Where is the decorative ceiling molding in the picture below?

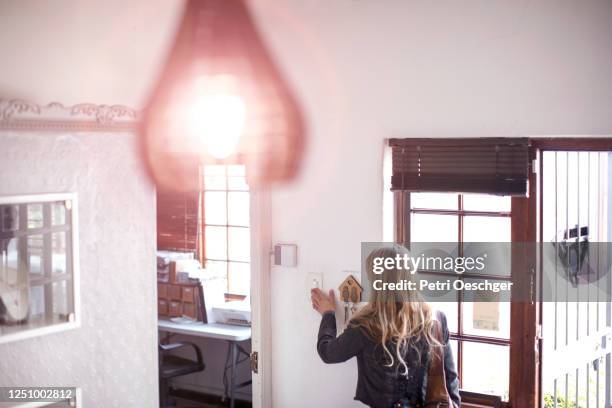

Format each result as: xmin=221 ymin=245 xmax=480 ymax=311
xmin=0 ymin=99 xmax=141 ymax=132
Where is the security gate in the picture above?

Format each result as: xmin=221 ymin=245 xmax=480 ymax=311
xmin=541 ymin=151 xmax=612 ymax=408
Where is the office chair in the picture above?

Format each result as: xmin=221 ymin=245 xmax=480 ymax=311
xmin=159 ymin=341 xmax=205 ymax=407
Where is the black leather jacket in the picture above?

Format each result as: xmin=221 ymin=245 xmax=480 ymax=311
xmin=317 ymin=311 xmax=460 ymax=408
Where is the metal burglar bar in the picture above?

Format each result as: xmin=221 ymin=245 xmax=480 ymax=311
xmin=541 ymin=151 xmax=612 ymax=408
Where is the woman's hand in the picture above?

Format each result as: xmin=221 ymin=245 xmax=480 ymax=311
xmin=311 ymin=288 xmax=336 ymax=315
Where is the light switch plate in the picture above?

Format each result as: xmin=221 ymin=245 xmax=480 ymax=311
xmin=273 ymin=244 xmax=298 ymax=267
xmin=307 ymin=273 xmax=323 ymax=291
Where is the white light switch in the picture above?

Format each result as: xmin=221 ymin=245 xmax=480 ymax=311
xmin=308 ymin=273 xmax=323 ymax=291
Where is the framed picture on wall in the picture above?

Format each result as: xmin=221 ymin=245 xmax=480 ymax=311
xmin=0 ymin=193 xmax=80 ymax=344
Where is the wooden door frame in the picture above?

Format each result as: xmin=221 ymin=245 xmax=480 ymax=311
xmin=509 ymin=144 xmax=539 ymax=407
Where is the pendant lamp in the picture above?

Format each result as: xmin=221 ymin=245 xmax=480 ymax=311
xmin=142 ymin=0 xmax=305 ymax=192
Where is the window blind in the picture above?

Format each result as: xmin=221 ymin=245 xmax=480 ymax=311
xmin=389 ymin=138 xmax=530 ymax=196
xmin=156 ymin=191 xmax=200 ymax=253
xmin=155 ymin=159 xmax=202 ymax=254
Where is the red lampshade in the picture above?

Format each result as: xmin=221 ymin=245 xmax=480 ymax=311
xmin=142 ymin=0 xmax=305 ymax=192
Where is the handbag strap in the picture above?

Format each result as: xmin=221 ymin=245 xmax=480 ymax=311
xmin=425 ymin=314 xmax=455 ymax=408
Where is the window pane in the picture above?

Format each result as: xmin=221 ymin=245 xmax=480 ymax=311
xmin=462 ymin=301 xmax=510 ymax=339
xmin=227 ymin=165 xmax=248 ymax=191
xmin=205 ymin=226 xmax=227 ymax=260
xmin=204 ymin=165 xmax=227 ymax=190
xmin=204 ymin=175 xmax=226 ymax=190
xmin=204 ymin=192 xmax=227 ymax=225
xmin=450 ymin=340 xmax=459 ymax=371
xmin=1 ymin=205 xmax=19 ymax=231
xmin=51 ymin=202 xmax=66 ymax=226
xmin=52 ymin=280 xmax=69 ymax=315
xmin=29 ymin=285 xmax=45 ymax=318
xmin=463 ymin=194 xmax=511 ymax=212
xmin=28 ymin=234 xmax=43 ymax=275
xmin=27 ymin=204 xmax=43 ymax=228
xmin=411 ymin=193 xmax=458 ymax=210
xmin=411 ymin=214 xmax=458 ymax=242
xmin=4 ymin=237 xmax=23 ymax=285
xmin=228 ymin=262 xmax=250 ymax=296
xmin=462 ymin=342 xmax=509 ymax=400
xmin=228 ymin=227 xmax=250 ymax=262
xmin=204 ymin=164 xmax=227 ymax=175
xmin=52 ymin=232 xmax=67 ymax=274
xmin=228 ymin=192 xmax=249 ymax=226
xmin=429 ymin=301 xmax=459 ymax=333
xmin=463 ymin=216 xmax=511 ymax=242
xmin=227 ymin=165 xmax=245 ymax=176
xmin=228 ymin=177 xmax=248 ymax=191
xmin=205 ymin=259 xmax=228 ymax=280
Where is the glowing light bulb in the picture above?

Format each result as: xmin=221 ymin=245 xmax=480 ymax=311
xmin=183 ymin=76 xmax=247 ymax=159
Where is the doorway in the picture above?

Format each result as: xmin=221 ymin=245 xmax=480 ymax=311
xmin=156 ymin=164 xmax=270 ymax=408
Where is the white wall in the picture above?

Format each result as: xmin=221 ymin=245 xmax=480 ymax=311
xmin=0 ymin=131 xmax=158 ymax=407
xmin=247 ymin=0 xmax=612 ymax=406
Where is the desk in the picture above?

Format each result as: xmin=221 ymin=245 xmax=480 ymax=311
xmin=158 ymin=319 xmax=251 ymax=408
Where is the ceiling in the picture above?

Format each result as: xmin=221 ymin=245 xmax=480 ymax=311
xmin=0 ymin=0 xmax=185 ymax=108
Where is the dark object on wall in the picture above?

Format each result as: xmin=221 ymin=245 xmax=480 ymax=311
xmin=389 ymin=138 xmax=530 ymax=196
xmin=142 ymin=0 xmax=306 ymax=192
xmin=338 ymin=275 xmax=362 ymax=303
xmin=552 ymin=225 xmax=594 ymax=287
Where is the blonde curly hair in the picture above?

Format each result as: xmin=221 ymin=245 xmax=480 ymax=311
xmin=350 ymin=245 xmax=441 ymax=375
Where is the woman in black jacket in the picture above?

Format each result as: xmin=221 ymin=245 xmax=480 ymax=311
xmin=311 ymin=246 xmax=460 ymax=408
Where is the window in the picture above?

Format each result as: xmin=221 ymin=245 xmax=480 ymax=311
xmin=402 ymin=192 xmax=512 ymax=400
xmin=202 ymin=165 xmax=250 ymax=296
xmin=390 ymin=138 xmax=612 ymax=407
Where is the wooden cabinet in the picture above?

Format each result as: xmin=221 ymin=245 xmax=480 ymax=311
xmin=182 ymin=286 xmax=194 ymax=303
xmin=169 ymin=301 xmax=182 ymax=317
xmin=158 ymin=299 xmax=169 ymax=315
xmin=156 ymin=280 xmax=206 ymax=322
xmin=158 ymin=283 xmax=168 ymax=299
xmin=182 ymin=303 xmax=196 ymax=319
xmin=168 ymin=285 xmax=182 ymax=300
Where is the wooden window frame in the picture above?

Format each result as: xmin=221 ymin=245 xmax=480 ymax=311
xmin=396 ymin=190 xmax=514 ymax=405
